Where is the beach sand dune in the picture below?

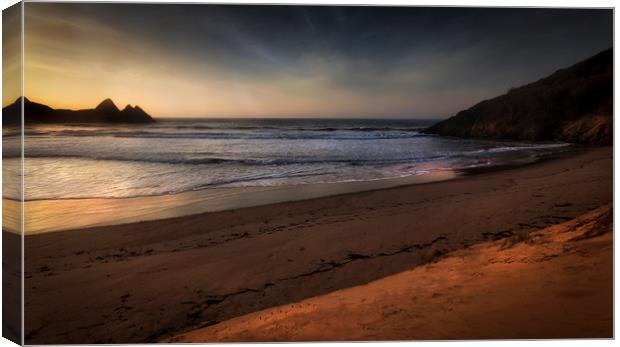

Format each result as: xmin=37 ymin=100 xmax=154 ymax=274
xmin=23 ymin=147 xmax=612 ymax=343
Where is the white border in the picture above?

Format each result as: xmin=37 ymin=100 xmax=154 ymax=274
xmin=0 ymin=1 xmax=616 ymax=347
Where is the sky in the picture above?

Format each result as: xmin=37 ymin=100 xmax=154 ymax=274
xmin=8 ymin=4 xmax=614 ymax=118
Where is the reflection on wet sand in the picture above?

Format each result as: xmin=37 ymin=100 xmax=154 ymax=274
xmin=18 ymin=170 xmax=457 ymax=234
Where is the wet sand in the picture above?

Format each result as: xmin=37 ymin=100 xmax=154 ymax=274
xmin=170 ymin=204 xmax=613 ymax=341
xmin=23 ymin=147 xmax=612 ymax=343
xmin=8 ymin=170 xmax=457 ymax=234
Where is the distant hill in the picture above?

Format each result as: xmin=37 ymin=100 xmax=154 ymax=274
xmin=2 ymin=98 xmax=155 ymax=124
xmin=425 ymin=48 xmax=612 ymax=145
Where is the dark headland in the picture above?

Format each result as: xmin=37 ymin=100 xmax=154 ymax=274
xmin=2 ymin=97 xmax=155 ymax=124
xmin=425 ymin=48 xmax=612 ymax=145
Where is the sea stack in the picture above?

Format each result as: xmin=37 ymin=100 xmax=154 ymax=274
xmin=2 ymin=97 xmax=156 ymax=124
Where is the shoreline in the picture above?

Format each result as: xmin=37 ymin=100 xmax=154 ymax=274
xmin=23 ymin=146 xmax=612 ymax=343
xmin=9 ymin=145 xmax=582 ymax=235
xmin=11 ymin=170 xmax=458 ymax=234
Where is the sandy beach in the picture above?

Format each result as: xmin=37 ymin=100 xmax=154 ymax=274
xmin=170 ymin=204 xmax=612 ymax=341
xmin=23 ymin=147 xmax=612 ymax=343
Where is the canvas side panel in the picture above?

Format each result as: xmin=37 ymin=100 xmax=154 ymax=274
xmin=2 ymin=1 xmax=23 ymax=345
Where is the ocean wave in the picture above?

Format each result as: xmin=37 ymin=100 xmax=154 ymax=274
xmin=14 ymin=153 xmax=451 ymax=167
xmin=109 ymin=132 xmax=424 ymax=140
xmin=11 ymin=140 xmax=576 ymax=201
xmin=22 ymin=127 xmax=426 ymax=140
xmin=167 ymin=124 xmax=426 ymax=131
xmin=472 ymin=143 xmax=570 ymax=153
xmin=7 ymin=141 xmax=572 ymax=168
xmin=24 ymin=130 xmax=425 ymax=140
xmin=22 ymin=169 xmax=331 ymax=201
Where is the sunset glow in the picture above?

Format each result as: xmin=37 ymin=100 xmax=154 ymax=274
xmin=15 ymin=4 xmax=613 ymax=118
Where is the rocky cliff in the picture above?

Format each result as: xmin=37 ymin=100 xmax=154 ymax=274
xmin=425 ymin=48 xmax=612 ymax=145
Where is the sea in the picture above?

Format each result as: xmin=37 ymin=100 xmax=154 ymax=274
xmin=3 ymin=118 xmax=573 ymax=202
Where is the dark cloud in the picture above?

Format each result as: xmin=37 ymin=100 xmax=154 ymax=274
xmin=23 ymin=3 xmax=612 ymax=118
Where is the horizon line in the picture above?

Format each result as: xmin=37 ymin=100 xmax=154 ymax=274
xmin=152 ymin=116 xmax=447 ymax=120
xmin=6 ymin=96 xmax=450 ymax=120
